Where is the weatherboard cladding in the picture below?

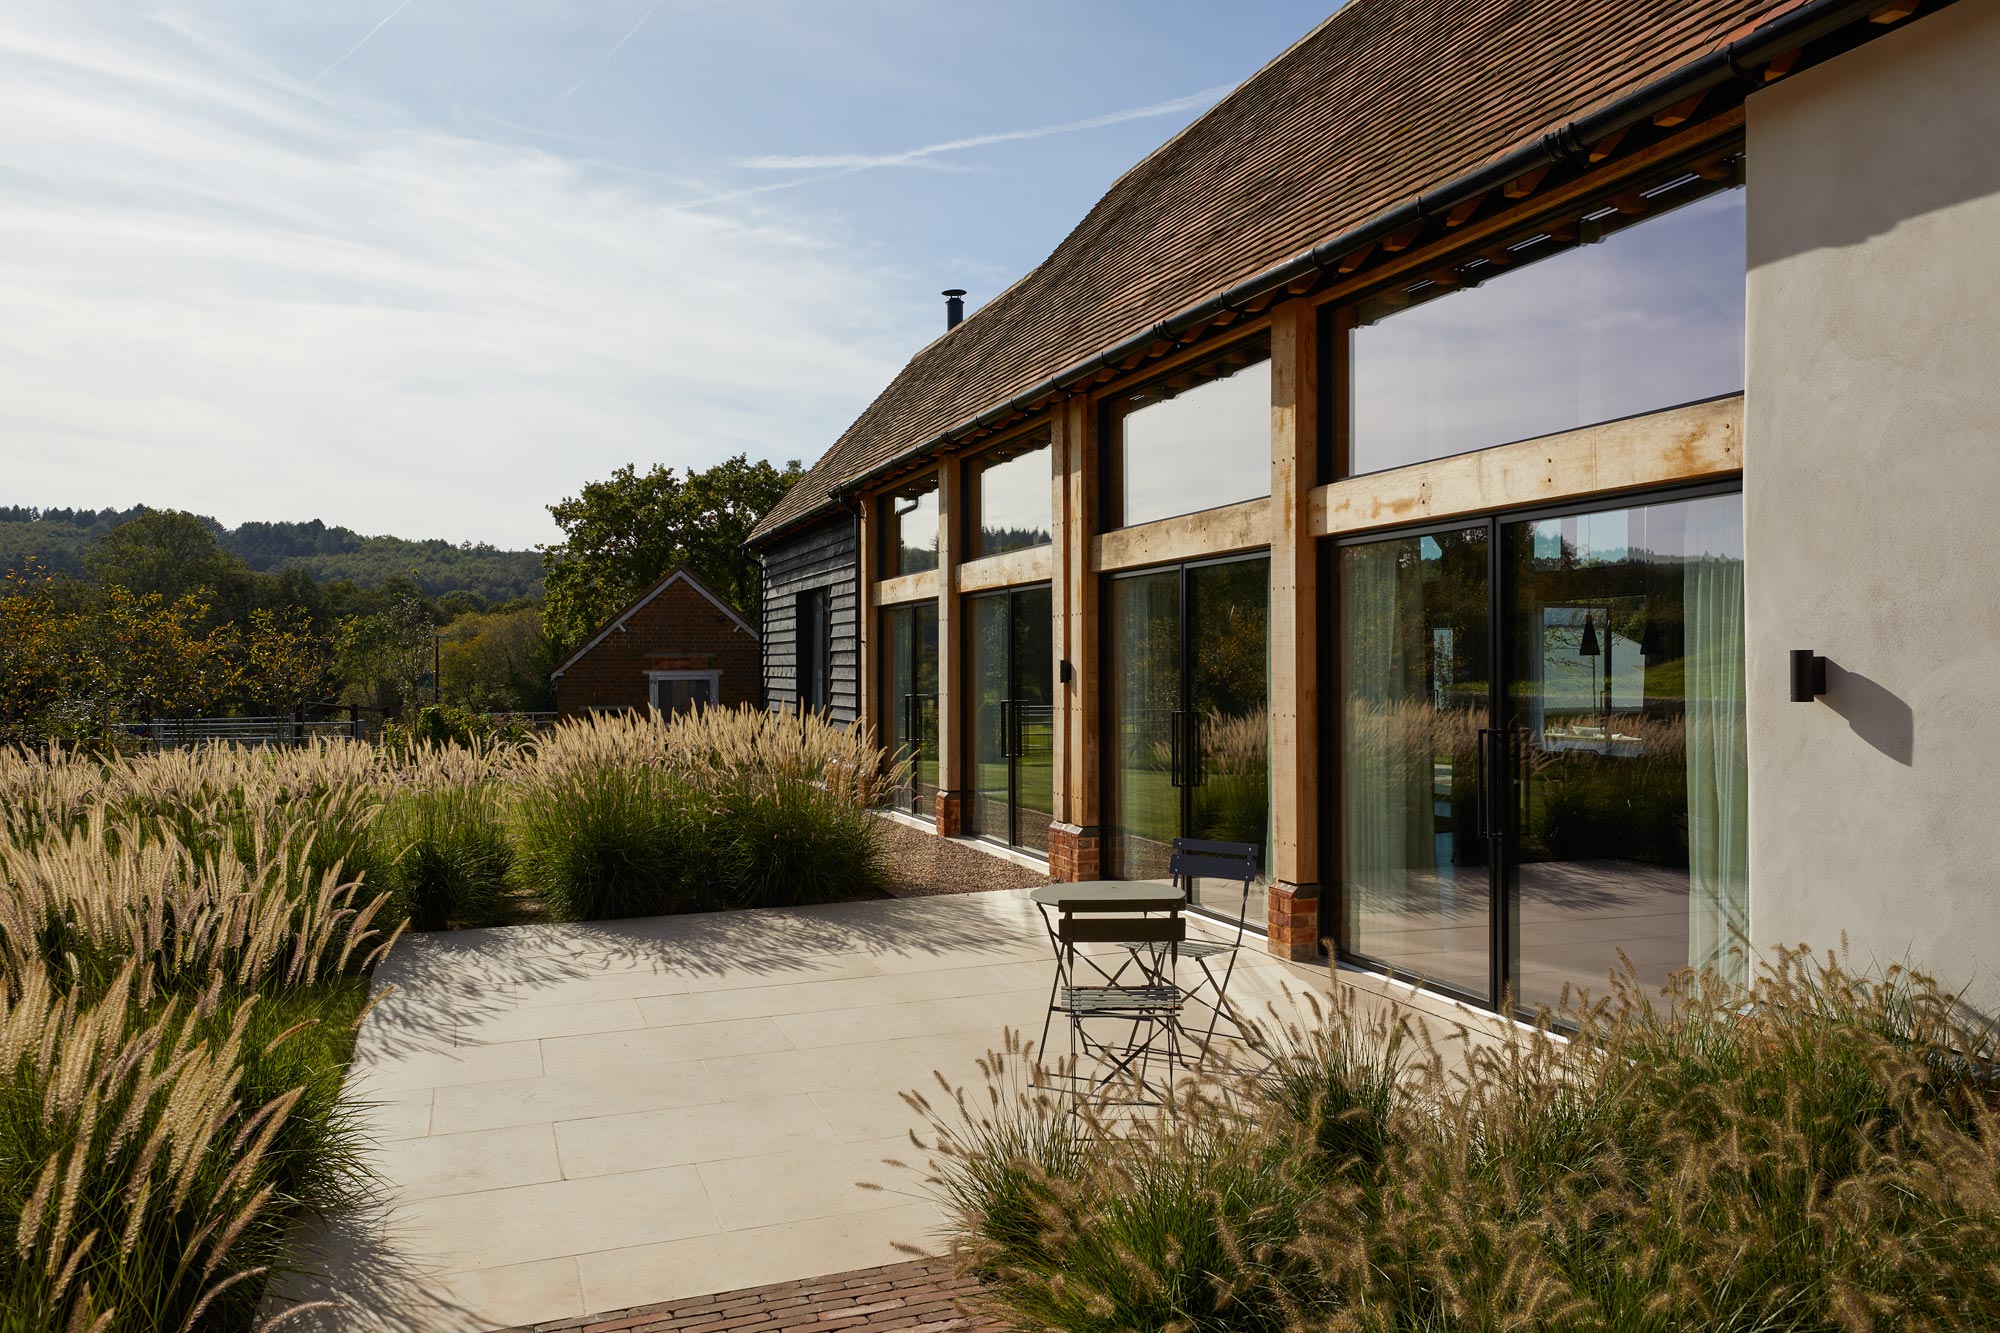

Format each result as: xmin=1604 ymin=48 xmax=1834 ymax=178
xmin=759 ymin=514 xmax=860 ymax=725
xmin=748 ymin=0 xmax=1793 ymax=542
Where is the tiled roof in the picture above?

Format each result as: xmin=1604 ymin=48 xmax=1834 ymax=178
xmin=749 ymin=0 xmax=1800 ymax=543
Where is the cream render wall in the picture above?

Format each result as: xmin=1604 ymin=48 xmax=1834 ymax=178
xmin=1745 ymin=1 xmax=2000 ymax=1011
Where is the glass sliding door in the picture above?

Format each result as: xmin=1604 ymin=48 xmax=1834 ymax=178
xmin=882 ymin=602 xmax=938 ymax=817
xmin=965 ymin=585 xmax=1054 ymax=854
xmin=1105 ymin=555 xmax=1270 ymax=915
xmin=1336 ymin=526 xmax=1493 ymax=999
xmin=1335 ymin=490 xmax=1747 ymax=1014
xmin=1502 ymin=492 xmax=1747 ymax=1011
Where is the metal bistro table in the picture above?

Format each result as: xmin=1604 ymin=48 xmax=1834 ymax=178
xmin=1032 ymin=882 xmax=1189 ymax=1098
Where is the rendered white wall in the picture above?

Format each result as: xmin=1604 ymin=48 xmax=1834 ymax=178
xmin=1745 ymin=0 xmax=2000 ymax=1011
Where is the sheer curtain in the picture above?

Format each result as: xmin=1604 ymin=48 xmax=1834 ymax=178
xmin=1341 ymin=542 xmax=1437 ymax=910
xmin=1682 ymin=498 xmax=1748 ymax=984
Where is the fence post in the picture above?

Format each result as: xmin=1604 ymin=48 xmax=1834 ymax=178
xmin=290 ymin=704 xmax=303 ymax=747
xmin=349 ymin=704 xmax=362 ymax=740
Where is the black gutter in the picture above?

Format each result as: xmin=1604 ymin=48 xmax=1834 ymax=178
xmin=754 ymin=0 xmax=1906 ymax=540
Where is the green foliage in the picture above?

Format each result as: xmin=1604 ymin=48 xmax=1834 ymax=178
xmin=541 ymin=454 xmax=800 ymax=650
xmin=438 ymin=606 xmax=557 ymax=712
xmin=515 ymin=761 xmax=693 ymax=922
xmin=379 ymin=780 xmax=515 ymax=931
xmin=924 ymin=956 xmax=2000 ymax=1333
xmin=83 ymin=510 xmax=254 ymax=625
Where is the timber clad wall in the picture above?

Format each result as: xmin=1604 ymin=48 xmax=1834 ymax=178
xmin=554 ymin=577 xmax=760 ymax=715
xmin=759 ymin=515 xmax=860 ymax=724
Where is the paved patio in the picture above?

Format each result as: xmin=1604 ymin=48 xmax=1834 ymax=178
xmin=280 ymin=886 xmax=1337 ymax=1331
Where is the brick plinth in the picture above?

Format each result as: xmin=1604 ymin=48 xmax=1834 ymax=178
xmin=1267 ymin=880 xmax=1322 ymax=961
xmin=935 ymin=789 xmax=965 ymax=838
xmin=1046 ymin=822 xmax=1101 ymax=882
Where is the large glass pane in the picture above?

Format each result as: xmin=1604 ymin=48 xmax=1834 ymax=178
xmin=971 ymin=438 xmax=1052 ymax=557
xmin=1339 ymin=527 xmax=1492 ymax=999
xmin=1109 ymin=336 xmax=1272 ymax=528
xmin=1187 ymin=558 xmax=1270 ymax=916
xmin=882 ymin=603 xmax=938 ymax=815
xmin=886 ymin=483 xmax=939 ymax=575
xmin=1350 ymin=182 xmax=1745 ymax=475
xmin=966 ymin=594 xmax=1010 ymax=844
xmin=1503 ymin=493 xmax=1746 ymax=1012
xmin=1011 ymin=586 xmax=1054 ymax=854
xmin=1106 ymin=570 xmax=1182 ymax=882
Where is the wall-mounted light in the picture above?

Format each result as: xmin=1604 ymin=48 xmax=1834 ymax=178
xmin=1059 ymin=659 xmax=1074 ymax=685
xmin=1789 ymin=649 xmax=1827 ymax=703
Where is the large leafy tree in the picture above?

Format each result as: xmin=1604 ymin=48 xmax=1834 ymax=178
xmin=85 ymin=510 xmax=254 ymax=623
xmin=541 ymin=454 xmax=800 ymax=650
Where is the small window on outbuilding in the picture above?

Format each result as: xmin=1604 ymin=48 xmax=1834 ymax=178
xmin=650 ymin=671 xmax=718 ymax=716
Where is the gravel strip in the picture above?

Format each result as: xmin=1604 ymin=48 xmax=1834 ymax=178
xmin=876 ymin=814 xmax=1049 ymax=897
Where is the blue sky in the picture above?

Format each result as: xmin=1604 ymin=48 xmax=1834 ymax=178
xmin=0 ymin=1 xmax=1335 ymax=547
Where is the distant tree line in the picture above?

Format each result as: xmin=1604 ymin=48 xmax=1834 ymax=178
xmin=0 ymin=453 xmax=801 ymax=745
xmin=0 ymin=506 xmax=544 ymax=603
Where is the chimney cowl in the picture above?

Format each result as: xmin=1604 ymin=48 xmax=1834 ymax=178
xmin=942 ymin=288 xmax=966 ymax=330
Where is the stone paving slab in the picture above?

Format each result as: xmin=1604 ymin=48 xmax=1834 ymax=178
xmin=273 ymin=888 xmax=1354 ymax=1331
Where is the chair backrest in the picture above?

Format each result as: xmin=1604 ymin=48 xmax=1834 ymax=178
xmin=1169 ymin=838 xmax=1260 ymax=888
xmin=1059 ymin=914 xmax=1186 ymax=946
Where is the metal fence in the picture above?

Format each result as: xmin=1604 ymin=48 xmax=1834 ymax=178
xmin=137 ymin=705 xmax=561 ymax=750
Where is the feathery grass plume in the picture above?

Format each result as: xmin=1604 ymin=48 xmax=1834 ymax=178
xmin=921 ymin=951 xmax=2000 ymax=1333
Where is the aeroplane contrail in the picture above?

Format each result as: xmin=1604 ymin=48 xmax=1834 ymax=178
xmin=314 ymin=0 xmax=420 ymax=84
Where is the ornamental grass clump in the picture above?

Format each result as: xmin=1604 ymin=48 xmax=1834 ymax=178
xmin=0 ymin=741 xmax=401 ymax=1332
xmin=516 ymin=707 xmax=899 ymax=920
xmin=376 ymin=743 xmax=514 ymax=931
xmin=920 ymin=951 xmax=2000 ymax=1333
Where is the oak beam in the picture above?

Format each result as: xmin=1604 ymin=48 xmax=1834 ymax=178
xmin=931 ymin=463 xmax=961 ymax=831
xmin=1091 ymin=496 xmax=1272 ymax=573
xmin=1308 ymin=395 xmax=1744 ymax=538
xmin=1268 ymin=299 xmax=1319 ymax=899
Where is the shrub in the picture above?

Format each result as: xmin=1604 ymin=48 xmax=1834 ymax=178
xmin=921 ymin=952 xmax=2000 ymax=1333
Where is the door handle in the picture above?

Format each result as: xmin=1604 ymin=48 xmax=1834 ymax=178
xmin=1186 ymin=711 xmax=1204 ymax=788
xmin=1475 ymin=726 xmax=1493 ymax=840
xmin=1169 ymin=710 xmax=1187 ymax=788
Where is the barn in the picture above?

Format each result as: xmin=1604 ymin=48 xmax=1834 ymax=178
xmin=550 ymin=566 xmax=761 ymax=716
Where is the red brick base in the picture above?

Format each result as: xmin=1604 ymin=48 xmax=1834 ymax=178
xmin=1046 ymin=822 xmax=1100 ymax=882
xmin=505 ymin=1258 xmax=1003 ymax=1333
xmin=935 ymin=790 xmax=965 ymax=838
xmin=1267 ymin=880 xmax=1322 ymax=962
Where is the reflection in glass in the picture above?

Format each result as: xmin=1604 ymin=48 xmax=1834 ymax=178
xmin=1338 ymin=527 xmax=1492 ymax=998
xmin=965 ymin=586 xmax=1054 ymax=854
xmin=1350 ymin=184 xmax=1745 ymax=475
xmin=1106 ymin=571 xmax=1183 ymax=883
xmin=885 ymin=482 xmax=939 ymax=575
xmin=970 ymin=437 xmax=1052 ymax=557
xmin=1109 ymin=336 xmax=1272 ymax=529
xmin=1186 ymin=560 xmax=1270 ymax=916
xmin=1504 ymin=493 xmax=1746 ymax=1011
xmin=882 ymin=602 xmax=937 ymax=815
xmin=968 ymin=595 xmax=1009 ymax=844
xmin=1105 ymin=558 xmax=1270 ymax=915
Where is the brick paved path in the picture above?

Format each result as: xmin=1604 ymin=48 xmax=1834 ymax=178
xmin=502 ymin=1258 xmax=1007 ymax=1333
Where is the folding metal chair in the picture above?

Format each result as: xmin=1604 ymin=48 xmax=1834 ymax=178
xmin=1046 ymin=908 xmax=1187 ymax=1103
xmin=1167 ymin=838 xmax=1261 ymax=1056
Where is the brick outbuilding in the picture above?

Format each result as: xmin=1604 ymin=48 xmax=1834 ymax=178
xmin=550 ymin=566 xmax=761 ymax=716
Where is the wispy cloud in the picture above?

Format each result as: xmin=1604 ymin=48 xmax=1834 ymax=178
xmin=0 ymin=1 xmax=926 ymax=546
xmin=313 ymin=0 xmax=417 ymax=83
xmin=736 ymin=86 xmax=1229 ymax=172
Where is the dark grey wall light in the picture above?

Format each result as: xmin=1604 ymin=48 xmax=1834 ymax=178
xmin=1790 ymin=649 xmax=1828 ymax=703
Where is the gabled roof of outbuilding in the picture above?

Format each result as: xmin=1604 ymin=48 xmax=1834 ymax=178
xmin=749 ymin=0 xmax=1828 ymax=544
xmin=550 ymin=565 xmax=757 ymax=680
